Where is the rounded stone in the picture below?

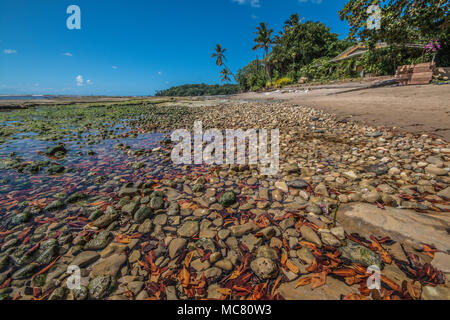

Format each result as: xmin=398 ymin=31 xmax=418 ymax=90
xmin=250 ymin=257 xmax=278 ymax=279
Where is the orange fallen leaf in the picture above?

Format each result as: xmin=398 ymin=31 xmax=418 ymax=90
xmin=422 ymin=244 xmax=438 ymax=258
xmin=115 ymin=233 xmax=141 ymax=244
xmin=227 ymin=264 xmax=243 ymax=281
xmin=381 ymin=275 xmax=401 ymax=292
xmin=286 ymin=259 xmax=300 ymax=274
xmin=332 ymin=268 xmax=356 ymax=277
xmin=88 ymin=200 xmax=108 ymax=207
xmin=281 ymin=252 xmax=288 ymax=266
xmin=306 ymin=259 xmax=318 ymax=273
xmin=184 ymin=250 xmax=195 ymax=267
xmin=271 ymin=276 xmax=282 ymax=297
xmin=31 ymin=256 xmax=61 ymax=280
xmin=217 ymin=288 xmax=232 ymax=296
xmin=295 ymin=277 xmax=312 ymax=288
xmin=311 ymin=271 xmax=327 ymax=289
xmin=179 ymin=267 xmax=191 ymax=287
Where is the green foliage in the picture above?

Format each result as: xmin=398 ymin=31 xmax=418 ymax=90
xmin=270 ymin=20 xmax=351 ymax=78
xmin=358 ymin=47 xmax=426 ymax=75
xmin=155 ymin=84 xmax=239 ymax=97
xmin=339 ymin=0 xmax=449 ymax=45
xmin=297 ymin=57 xmax=359 ymax=81
xmin=236 ymin=60 xmax=267 ymax=91
xmin=237 ymin=18 xmax=351 ymax=91
xmin=272 ymin=77 xmax=294 ymax=88
xmin=339 ymin=0 xmax=450 ymax=66
xmin=252 ymin=22 xmax=275 ymax=82
xmin=231 ymin=1 xmax=449 ymax=92
xmin=253 ymin=22 xmax=274 ymax=57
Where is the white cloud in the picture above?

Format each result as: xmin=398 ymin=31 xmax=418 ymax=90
xmin=63 ymin=52 xmax=73 ymax=56
xmin=251 ymin=14 xmax=258 ymax=19
xmin=298 ymin=0 xmax=323 ymax=4
xmin=158 ymin=71 xmax=163 ymax=75
xmin=232 ymin=0 xmax=261 ymax=8
xmin=76 ymin=75 xmax=84 ymax=86
xmin=3 ymin=49 xmax=17 ymax=54
xmin=112 ymin=66 xmax=118 ymax=69
xmin=76 ymin=75 xmax=93 ymax=86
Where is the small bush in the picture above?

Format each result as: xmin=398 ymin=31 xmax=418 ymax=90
xmin=273 ymin=77 xmax=293 ymax=88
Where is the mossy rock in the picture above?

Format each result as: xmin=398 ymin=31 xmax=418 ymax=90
xmin=134 ymin=206 xmax=151 ymax=224
xmin=88 ymin=276 xmax=116 ymax=300
xmin=84 ymin=231 xmax=112 ymax=250
xmin=45 ymin=200 xmax=65 ymax=211
xmin=66 ymin=192 xmax=87 ymax=204
xmin=45 ymin=145 xmax=67 ymax=156
xmin=46 ymin=164 xmax=65 ymax=175
xmin=219 ymin=191 xmax=236 ymax=207
xmin=192 ymin=184 xmax=204 ymax=193
xmin=150 ymin=197 xmax=164 ymax=210
xmin=341 ymin=240 xmax=383 ymax=269
xmin=12 ymin=263 xmax=38 ymax=280
xmin=12 ymin=208 xmax=33 ymax=225
xmin=32 ymin=274 xmax=47 ymax=287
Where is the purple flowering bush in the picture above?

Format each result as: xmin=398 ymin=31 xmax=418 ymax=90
xmin=425 ymin=40 xmax=441 ymax=52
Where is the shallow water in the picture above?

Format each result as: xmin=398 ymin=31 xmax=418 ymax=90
xmin=0 ymin=96 xmax=52 ymax=100
xmin=0 ymin=126 xmax=168 ymax=213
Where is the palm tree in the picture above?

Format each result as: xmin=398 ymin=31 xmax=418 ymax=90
xmin=252 ymin=22 xmax=274 ymax=59
xmin=211 ymin=44 xmax=227 ymax=67
xmin=219 ymin=68 xmax=232 ymax=83
xmin=252 ymin=22 xmax=274 ymax=85
xmin=212 ymin=44 xmax=235 ymax=82
xmin=284 ymin=13 xmax=300 ymax=29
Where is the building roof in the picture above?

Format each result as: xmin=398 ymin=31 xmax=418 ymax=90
xmin=331 ymin=42 xmax=425 ymax=62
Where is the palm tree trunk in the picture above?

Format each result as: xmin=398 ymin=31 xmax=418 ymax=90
xmin=264 ymin=48 xmax=272 ymax=85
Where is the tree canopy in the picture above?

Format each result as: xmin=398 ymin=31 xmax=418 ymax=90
xmin=236 ymin=17 xmax=350 ymax=89
xmin=339 ymin=0 xmax=449 ymax=46
xmin=155 ymin=83 xmax=239 ymax=97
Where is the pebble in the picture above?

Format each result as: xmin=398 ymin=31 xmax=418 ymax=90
xmin=300 ymin=226 xmax=322 ymax=248
xmin=250 ymin=257 xmax=278 ymax=279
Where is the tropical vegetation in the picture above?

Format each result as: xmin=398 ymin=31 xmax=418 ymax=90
xmin=233 ymin=1 xmax=449 ymax=91
xmin=155 ymin=84 xmax=239 ymax=97
xmin=158 ymin=1 xmax=449 ymax=96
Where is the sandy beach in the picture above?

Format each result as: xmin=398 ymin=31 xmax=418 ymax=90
xmin=234 ymin=83 xmax=450 ymax=141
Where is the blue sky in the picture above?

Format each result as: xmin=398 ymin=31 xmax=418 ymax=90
xmin=0 ymin=0 xmax=350 ymax=96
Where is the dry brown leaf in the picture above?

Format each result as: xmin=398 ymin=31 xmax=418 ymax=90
xmin=381 ymin=275 xmax=402 ymax=292
xmin=332 ymin=268 xmax=356 ymax=277
xmin=217 ymin=288 xmax=232 ymax=296
xmin=406 ymin=281 xmax=421 ymax=300
xmin=311 ymin=271 xmax=327 ymax=289
xmin=184 ymin=250 xmax=195 ymax=267
xmin=271 ymin=276 xmax=282 ymax=297
xmin=179 ymin=267 xmax=190 ymax=287
xmin=286 ymin=259 xmax=300 ymax=274
xmin=281 ymin=252 xmax=288 ymax=266
xmin=295 ymin=277 xmax=312 ymax=288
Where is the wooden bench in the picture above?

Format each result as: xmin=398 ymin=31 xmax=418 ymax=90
xmin=395 ymin=63 xmax=434 ymax=85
